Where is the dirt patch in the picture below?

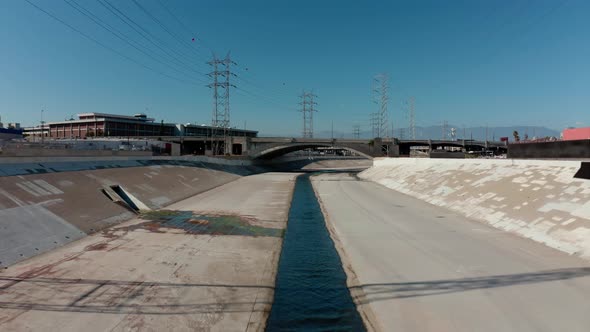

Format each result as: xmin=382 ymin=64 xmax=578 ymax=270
xmin=84 ymin=243 xmax=108 ymax=251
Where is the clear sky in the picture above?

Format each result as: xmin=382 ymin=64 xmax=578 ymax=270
xmin=1 ymin=0 xmax=589 ymax=136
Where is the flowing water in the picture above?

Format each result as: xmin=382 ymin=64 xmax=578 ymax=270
xmin=266 ymin=173 xmax=366 ymax=331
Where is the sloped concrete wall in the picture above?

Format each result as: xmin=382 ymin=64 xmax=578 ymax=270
xmin=0 ymin=205 xmax=86 ymax=267
xmin=0 ymin=156 xmax=260 ymax=177
xmin=359 ymin=158 xmax=590 ymax=259
xmin=0 ymin=163 xmax=245 ymax=267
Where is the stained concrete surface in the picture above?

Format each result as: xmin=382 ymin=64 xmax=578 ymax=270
xmin=0 ymin=172 xmax=297 ymax=331
xmin=0 ymin=165 xmax=241 ymax=266
xmin=360 ymin=158 xmax=590 ymax=258
xmin=301 ymin=158 xmax=372 ymax=171
xmin=0 ymin=205 xmax=85 ymax=267
xmin=313 ymin=173 xmax=590 ymax=332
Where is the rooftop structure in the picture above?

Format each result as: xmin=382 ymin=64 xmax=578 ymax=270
xmin=22 ymin=113 xmax=258 ymax=139
xmin=563 ymin=127 xmax=590 ymax=141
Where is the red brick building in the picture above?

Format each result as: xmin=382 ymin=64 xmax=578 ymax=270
xmin=48 ymin=113 xmax=176 ymax=138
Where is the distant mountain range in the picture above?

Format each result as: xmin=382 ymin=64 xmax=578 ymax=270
xmin=312 ymin=125 xmax=561 ymax=141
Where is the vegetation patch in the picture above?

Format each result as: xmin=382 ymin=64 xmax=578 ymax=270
xmin=138 ymin=210 xmax=283 ymax=237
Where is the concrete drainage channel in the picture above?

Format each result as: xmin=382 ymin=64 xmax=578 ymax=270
xmin=98 ymin=172 xmax=366 ymax=330
xmin=266 ymin=173 xmax=366 ymax=331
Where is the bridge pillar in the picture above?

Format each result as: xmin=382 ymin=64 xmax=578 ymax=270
xmin=371 ymin=138 xmax=398 ymax=157
xmin=227 ymin=136 xmax=252 ymax=156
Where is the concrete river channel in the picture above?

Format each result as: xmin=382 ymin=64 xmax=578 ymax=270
xmin=3 ymin=158 xmax=590 ymax=331
xmin=266 ymin=173 xmax=366 ymax=331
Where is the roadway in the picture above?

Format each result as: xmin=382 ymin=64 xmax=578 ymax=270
xmin=312 ymin=173 xmax=590 ymax=332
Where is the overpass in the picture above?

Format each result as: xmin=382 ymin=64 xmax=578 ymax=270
xmin=245 ymin=137 xmax=506 ymax=159
xmin=159 ymin=135 xmax=507 ymax=159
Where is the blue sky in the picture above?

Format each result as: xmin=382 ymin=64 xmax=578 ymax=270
xmin=1 ymin=0 xmax=589 ymax=136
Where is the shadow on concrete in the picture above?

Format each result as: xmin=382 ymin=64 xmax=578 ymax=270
xmin=263 ymin=157 xmax=371 ymax=172
xmin=3 ymin=268 xmax=590 ymax=316
xmin=574 ymin=162 xmax=590 ymax=180
xmin=350 ymin=267 xmax=590 ymax=304
xmin=0 ymin=276 xmax=273 ymax=315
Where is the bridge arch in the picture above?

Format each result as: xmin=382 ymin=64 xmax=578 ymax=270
xmin=250 ymin=142 xmax=373 ymax=160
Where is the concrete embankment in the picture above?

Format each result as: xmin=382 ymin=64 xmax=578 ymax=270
xmin=0 ymin=158 xmax=262 ymax=267
xmin=359 ymin=158 xmax=590 ymax=258
xmin=312 ymin=173 xmax=590 ymax=332
xmin=0 ymin=173 xmax=297 ymax=331
xmin=261 ymin=156 xmax=372 ymax=172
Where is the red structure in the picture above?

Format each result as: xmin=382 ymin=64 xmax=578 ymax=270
xmin=563 ymin=127 xmax=590 ymax=141
xmin=47 ymin=113 xmax=176 ymax=138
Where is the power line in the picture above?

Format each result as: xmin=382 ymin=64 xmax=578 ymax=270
xmin=409 ymin=96 xmax=416 ymax=139
xmin=62 ymin=0 xmax=204 ymax=84
xmin=233 ymin=74 xmax=293 ymax=100
xmin=97 ymin=0 xmax=208 ymax=77
xmin=353 ymin=124 xmax=361 ymax=139
xmin=138 ymin=0 xmax=296 ymax=112
xmin=99 ymin=0 xmax=205 ymax=71
xmin=234 ymin=86 xmax=297 ymax=112
xmin=155 ymin=0 xmax=213 ymax=54
xmin=131 ymin=0 xmax=203 ymax=60
xmin=24 ymin=0 xmax=198 ymax=86
xmin=150 ymin=0 xmax=298 ymax=115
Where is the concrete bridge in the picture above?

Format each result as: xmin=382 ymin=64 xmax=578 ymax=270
xmin=162 ymin=135 xmax=507 ymax=159
xmin=246 ymin=137 xmax=394 ymax=159
xmin=246 ymin=137 xmax=507 ymax=159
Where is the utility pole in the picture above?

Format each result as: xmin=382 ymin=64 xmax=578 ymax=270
xmin=373 ymin=73 xmax=389 ymax=138
xmin=308 ymin=92 xmax=317 ymax=138
xmin=41 ymin=109 xmax=45 ymax=144
xmin=331 ymin=120 xmax=334 ymax=140
xmin=399 ymin=99 xmax=407 ymax=140
xmin=208 ymin=52 xmax=236 ymax=155
xmin=408 ymin=96 xmax=416 ymax=139
xmin=299 ymin=90 xmax=318 ymax=138
xmin=391 ymin=121 xmax=395 ymax=139
xmin=299 ymin=91 xmax=307 ymax=138
xmin=353 ymin=124 xmax=361 ymax=139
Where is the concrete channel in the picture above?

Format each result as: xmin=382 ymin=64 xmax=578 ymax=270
xmin=3 ymin=156 xmax=590 ymax=331
xmin=313 ymin=172 xmax=590 ymax=332
xmin=0 ymin=171 xmax=297 ymax=331
xmin=0 ymin=157 xmax=370 ymax=331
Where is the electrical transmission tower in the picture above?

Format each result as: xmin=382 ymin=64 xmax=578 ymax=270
xmin=373 ymin=73 xmax=389 ymax=138
xmin=370 ymin=112 xmax=380 ymax=138
xmin=208 ymin=52 xmax=236 ymax=155
xmin=408 ymin=96 xmax=416 ymax=139
xmin=353 ymin=124 xmax=361 ymax=139
xmin=442 ymin=120 xmax=449 ymax=140
xmin=400 ymin=99 xmax=409 ymax=140
xmin=299 ymin=90 xmax=318 ymax=138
